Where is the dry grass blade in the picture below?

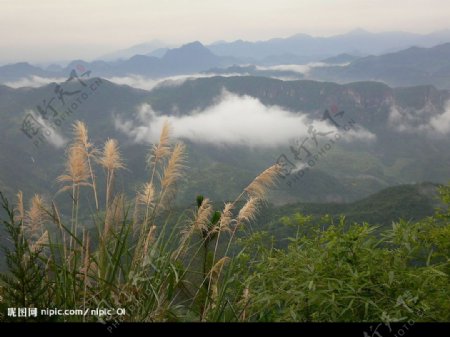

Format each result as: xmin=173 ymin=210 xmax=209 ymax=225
xmin=239 ymin=287 xmax=250 ymax=320
xmin=143 ymin=225 xmax=157 ymax=256
xmin=51 ymin=201 xmax=62 ymax=229
xmin=209 ymin=256 xmax=230 ymax=306
xmin=104 ymin=193 xmax=125 ymax=238
xmin=80 ymin=230 xmax=91 ymax=277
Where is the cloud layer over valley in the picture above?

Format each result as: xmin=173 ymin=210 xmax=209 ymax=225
xmin=115 ymin=91 xmax=376 ymax=147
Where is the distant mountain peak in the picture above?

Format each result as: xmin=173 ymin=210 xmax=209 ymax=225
xmin=6 ymin=62 xmax=35 ymax=69
xmin=163 ymin=41 xmax=216 ymax=59
xmin=183 ymin=41 xmax=204 ymax=48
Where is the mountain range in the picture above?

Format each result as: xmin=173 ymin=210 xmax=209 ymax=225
xmin=2 ymin=29 xmax=450 ymax=87
xmin=1 ymin=76 xmax=449 ymax=211
xmin=207 ymin=28 xmax=450 ymax=60
xmin=0 ymin=42 xmax=239 ymax=82
xmin=311 ymin=43 xmax=450 ymax=89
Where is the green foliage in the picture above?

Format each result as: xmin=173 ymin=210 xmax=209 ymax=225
xmin=238 ymin=209 xmax=449 ymax=322
xmin=0 ymin=192 xmax=49 ymax=321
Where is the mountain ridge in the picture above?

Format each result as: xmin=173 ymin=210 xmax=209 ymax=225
xmin=311 ymin=42 xmax=450 ymax=89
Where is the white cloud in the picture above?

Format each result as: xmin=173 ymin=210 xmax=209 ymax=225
xmin=429 ymin=105 xmax=450 ymax=133
xmin=388 ymin=101 xmax=450 ymax=135
xmin=4 ymin=76 xmax=67 ymax=88
xmin=343 ymin=126 xmax=377 ymax=141
xmin=3 ymin=73 xmax=246 ymax=90
xmin=25 ymin=109 xmax=68 ymax=148
xmin=106 ymin=73 xmax=246 ymax=91
xmin=256 ymin=62 xmax=338 ymax=76
xmin=116 ymin=91 xmax=375 ymax=147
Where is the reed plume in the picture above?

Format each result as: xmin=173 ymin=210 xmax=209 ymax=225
xmin=158 ymin=143 xmax=186 ymax=210
xmin=193 ymin=198 xmax=213 ymax=234
xmin=160 ymin=143 xmax=186 ymax=190
xmin=99 ymin=139 xmax=124 ymax=171
xmin=98 ymin=139 xmax=125 ymax=209
xmin=148 ymin=120 xmax=171 ymax=182
xmin=25 ymin=194 xmax=48 ymax=241
xmin=174 ymin=198 xmax=213 ymax=260
xmin=73 ymin=120 xmax=99 ymax=210
xmin=135 ymin=122 xmax=173 ymax=239
xmin=217 ymin=202 xmax=234 ymax=234
xmin=137 ymin=182 xmax=155 ymax=207
xmin=181 ymin=197 xmax=213 ymax=242
xmin=244 ymin=164 xmax=282 ymax=199
xmin=57 ymin=145 xmax=91 ymax=192
xmin=237 ymin=197 xmax=259 ymax=227
xmin=136 ymin=182 xmax=155 ymax=230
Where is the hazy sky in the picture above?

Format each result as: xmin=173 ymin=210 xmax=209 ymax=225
xmin=0 ymin=0 xmax=449 ymax=64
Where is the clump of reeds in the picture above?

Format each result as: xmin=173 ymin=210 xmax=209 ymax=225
xmin=2 ymin=119 xmax=281 ymax=322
